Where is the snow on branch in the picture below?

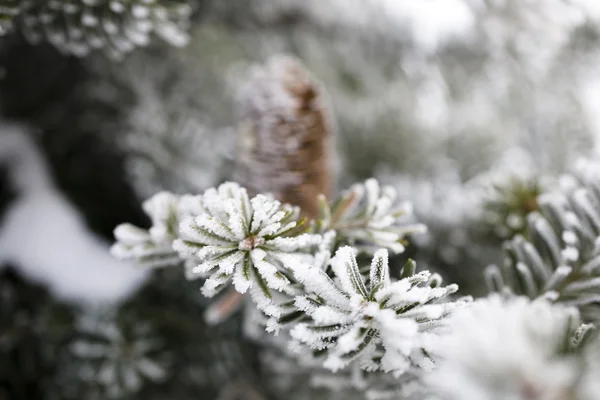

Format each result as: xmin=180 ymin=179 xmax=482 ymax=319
xmin=289 ymin=247 xmax=470 ymax=376
xmin=427 ymin=295 xmax=598 ymax=400
xmin=110 ymin=178 xmax=457 ymax=381
xmin=486 ymin=159 xmax=600 ymax=321
xmin=172 ymin=182 xmax=321 ymax=312
xmin=113 ymin=181 xmax=321 ymax=317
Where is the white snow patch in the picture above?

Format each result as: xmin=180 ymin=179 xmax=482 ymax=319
xmin=0 ymin=123 xmax=148 ymax=305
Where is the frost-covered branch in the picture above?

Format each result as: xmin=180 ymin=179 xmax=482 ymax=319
xmin=172 ymin=182 xmax=321 ymax=315
xmin=112 ymin=177 xmax=424 ymax=279
xmin=109 ymin=177 xmax=463 ymax=382
xmin=287 ymin=247 xmax=470 ymax=376
xmin=486 ymin=160 xmax=600 ymax=321
xmin=427 ymin=295 xmax=598 ymax=400
xmin=113 ymin=182 xmax=321 ymax=317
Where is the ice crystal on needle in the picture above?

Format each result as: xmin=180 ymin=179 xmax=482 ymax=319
xmin=172 ymin=182 xmax=321 ymax=316
xmin=290 ymin=246 xmax=468 ymax=375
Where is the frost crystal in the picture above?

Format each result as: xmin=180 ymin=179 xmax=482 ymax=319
xmin=290 ymin=246 xmax=468 ymax=375
xmin=315 ymin=178 xmax=426 ymax=254
xmin=427 ymin=295 xmax=598 ymax=400
xmin=172 ymin=182 xmax=321 ymax=317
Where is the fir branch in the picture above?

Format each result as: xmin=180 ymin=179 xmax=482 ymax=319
xmin=112 ymin=177 xmax=426 ymax=315
xmin=172 ymin=182 xmax=321 ymax=316
xmin=426 ymin=295 xmax=599 ymax=400
xmin=113 ymin=182 xmax=322 ymax=318
xmin=287 ymin=247 xmax=470 ymax=376
xmin=486 ymin=161 xmax=600 ymax=321
xmin=110 ymin=177 xmax=462 ymax=381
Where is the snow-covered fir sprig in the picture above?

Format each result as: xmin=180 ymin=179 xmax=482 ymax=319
xmin=111 ymin=179 xmax=431 ymax=329
xmin=288 ymin=246 xmax=470 ymax=376
xmin=486 ymin=160 xmax=600 ymax=321
xmin=172 ymin=182 xmax=321 ymax=317
xmin=112 ymin=181 xmax=322 ymax=319
xmin=314 ymin=178 xmax=427 ymax=254
xmin=12 ymin=0 xmax=192 ymax=59
xmin=111 ymin=191 xmax=202 ymax=268
xmin=426 ymin=295 xmax=599 ymax=400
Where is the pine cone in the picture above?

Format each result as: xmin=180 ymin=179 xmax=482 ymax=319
xmin=235 ymin=55 xmax=334 ymax=219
